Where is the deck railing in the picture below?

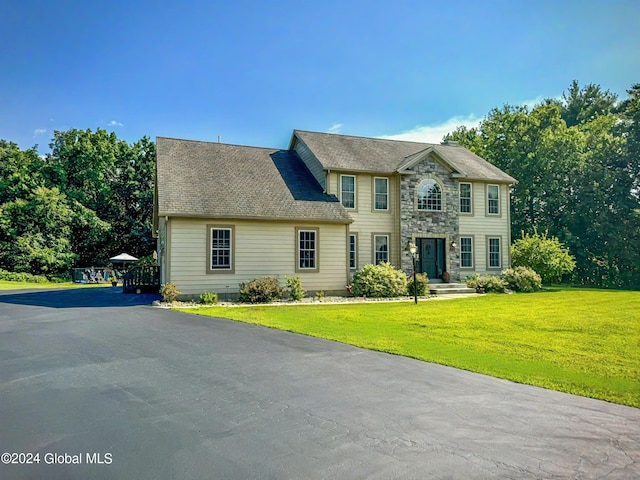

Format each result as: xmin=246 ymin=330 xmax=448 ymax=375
xmin=122 ymin=265 xmax=160 ymax=294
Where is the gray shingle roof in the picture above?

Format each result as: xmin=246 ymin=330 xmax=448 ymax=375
xmin=293 ymin=130 xmax=516 ymax=183
xmin=156 ymin=137 xmax=352 ymax=223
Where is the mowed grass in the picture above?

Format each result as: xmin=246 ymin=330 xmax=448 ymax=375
xmin=0 ymin=280 xmax=109 ymax=290
xmin=176 ymin=289 xmax=640 ymax=408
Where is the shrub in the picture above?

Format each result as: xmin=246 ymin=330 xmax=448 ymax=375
xmin=502 ymin=266 xmax=542 ymax=293
xmin=407 ymin=272 xmax=429 ymax=297
xmin=315 ymin=290 xmax=325 ymax=301
xmin=351 ymin=262 xmax=408 ymax=298
xmin=285 ymin=275 xmax=306 ymax=301
xmin=239 ymin=277 xmax=284 ymax=303
xmin=0 ymin=268 xmax=49 ymax=283
xmin=511 ymin=229 xmax=576 ymax=283
xmin=199 ymin=291 xmax=219 ymax=304
xmin=48 ymin=276 xmax=70 ymax=283
xmin=464 ymin=273 xmax=508 ymax=293
xmin=134 ymin=255 xmax=156 ymax=266
xmin=161 ymin=283 xmax=181 ymax=302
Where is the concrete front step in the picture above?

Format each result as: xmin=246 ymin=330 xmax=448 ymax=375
xmin=429 ymin=283 xmax=476 ymax=295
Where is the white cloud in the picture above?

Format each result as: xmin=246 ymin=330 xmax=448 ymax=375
xmin=519 ymin=95 xmax=546 ymax=110
xmin=108 ymin=120 xmax=124 ymax=127
xmin=380 ymin=114 xmax=482 ymax=144
xmin=380 ymin=95 xmax=559 ymax=143
xmin=326 ymin=123 xmax=342 ymax=134
xmin=33 ymin=128 xmax=47 ymax=136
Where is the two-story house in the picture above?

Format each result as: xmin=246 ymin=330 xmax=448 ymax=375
xmin=154 ymin=129 xmax=516 ymax=298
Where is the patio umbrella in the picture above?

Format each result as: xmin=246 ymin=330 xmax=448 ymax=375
xmin=109 ymin=253 xmax=138 ymax=273
xmin=109 ymin=253 xmax=138 ymax=262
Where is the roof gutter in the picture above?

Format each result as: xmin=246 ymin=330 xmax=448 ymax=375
xmin=157 ymin=213 xmax=353 ymax=225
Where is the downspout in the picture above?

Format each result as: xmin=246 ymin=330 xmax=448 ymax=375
xmin=165 ymin=216 xmax=171 ymax=284
xmin=396 ymin=174 xmax=403 ymax=269
xmin=507 ymin=185 xmax=512 ymax=268
xmin=345 ymin=223 xmax=351 ymax=286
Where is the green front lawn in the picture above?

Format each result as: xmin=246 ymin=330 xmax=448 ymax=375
xmin=0 ymin=280 xmax=110 ymax=290
xmin=176 ymin=289 xmax=640 ymax=408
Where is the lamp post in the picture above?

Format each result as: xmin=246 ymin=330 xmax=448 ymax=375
xmin=409 ymin=242 xmax=418 ymax=304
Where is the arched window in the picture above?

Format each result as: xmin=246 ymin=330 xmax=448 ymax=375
xmin=417 ymin=179 xmax=442 ymax=211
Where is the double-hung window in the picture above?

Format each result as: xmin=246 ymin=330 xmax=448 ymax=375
xmin=374 ymin=177 xmax=388 ymax=210
xmin=487 ymin=185 xmax=500 ymax=215
xmin=341 ymin=175 xmax=356 ymax=209
xmin=373 ymin=235 xmax=389 ymax=265
xmin=488 ymin=237 xmax=501 ymax=269
xmin=349 ymin=234 xmax=357 ymax=270
xmin=208 ymin=226 xmax=234 ymax=273
xmin=459 ymin=183 xmax=472 ymax=214
xmin=297 ymin=228 xmax=318 ymax=271
xmin=460 ymin=237 xmax=473 ymax=268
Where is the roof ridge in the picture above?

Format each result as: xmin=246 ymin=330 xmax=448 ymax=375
xmin=294 ymin=129 xmax=437 ymax=147
xmin=156 ymin=136 xmax=278 ymax=151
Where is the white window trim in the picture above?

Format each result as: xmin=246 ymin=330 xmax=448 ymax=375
xmin=349 ymin=233 xmax=358 ymax=270
xmin=372 ymin=234 xmax=390 ymax=265
xmin=340 ymin=174 xmax=356 ymax=210
xmin=487 ymin=184 xmax=500 ymax=216
xmin=417 ymin=178 xmax=443 ymax=211
xmin=487 ymin=236 xmax=502 ymax=269
xmin=373 ymin=177 xmax=389 ymax=211
xmin=206 ymin=225 xmax=235 ymax=274
xmin=460 ymin=236 xmax=474 ymax=269
xmin=296 ymin=227 xmax=319 ymax=272
xmin=459 ymin=182 xmax=473 ymax=215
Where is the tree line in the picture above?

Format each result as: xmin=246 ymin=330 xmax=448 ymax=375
xmin=446 ymin=81 xmax=640 ymax=289
xmin=0 ymin=129 xmax=155 ymax=279
xmin=1 ymin=80 xmax=638 ymax=288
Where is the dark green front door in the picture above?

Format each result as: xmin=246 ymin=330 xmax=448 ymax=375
xmin=419 ymin=238 xmax=445 ymax=280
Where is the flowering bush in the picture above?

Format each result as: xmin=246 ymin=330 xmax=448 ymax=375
xmin=351 ymin=262 xmax=407 ymax=298
xmin=502 ymin=266 xmax=542 ymax=292
xmin=239 ymin=277 xmax=284 ymax=303
xmin=464 ymin=274 xmax=508 ymax=293
xmin=161 ymin=283 xmax=181 ymax=302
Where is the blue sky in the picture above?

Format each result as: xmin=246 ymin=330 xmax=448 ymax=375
xmin=2 ymin=0 xmax=638 ymax=153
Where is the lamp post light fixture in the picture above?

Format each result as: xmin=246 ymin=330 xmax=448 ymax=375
xmin=409 ymin=242 xmax=418 ymax=304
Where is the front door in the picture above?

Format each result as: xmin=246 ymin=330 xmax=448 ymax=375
xmin=419 ymin=238 xmax=445 ymax=280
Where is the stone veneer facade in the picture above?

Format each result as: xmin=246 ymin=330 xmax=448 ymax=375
xmin=400 ymin=156 xmax=461 ymax=281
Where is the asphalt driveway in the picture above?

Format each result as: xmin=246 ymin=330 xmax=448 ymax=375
xmin=0 ymin=287 xmax=638 ymax=479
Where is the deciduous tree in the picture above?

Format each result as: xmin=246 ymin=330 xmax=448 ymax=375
xmin=511 ymin=230 xmax=575 ymax=283
xmin=0 ymin=187 xmax=78 ymax=275
xmin=446 ymin=81 xmax=640 ymax=288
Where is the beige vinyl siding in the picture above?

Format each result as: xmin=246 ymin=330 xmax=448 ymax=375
xmin=328 ymin=172 xmax=401 ymax=269
xmin=327 ymin=171 xmax=339 ymax=196
xmin=292 ymin=138 xmax=326 ymax=190
xmin=459 ymin=182 xmax=511 ymax=274
xmin=167 ymin=218 xmax=348 ymax=296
